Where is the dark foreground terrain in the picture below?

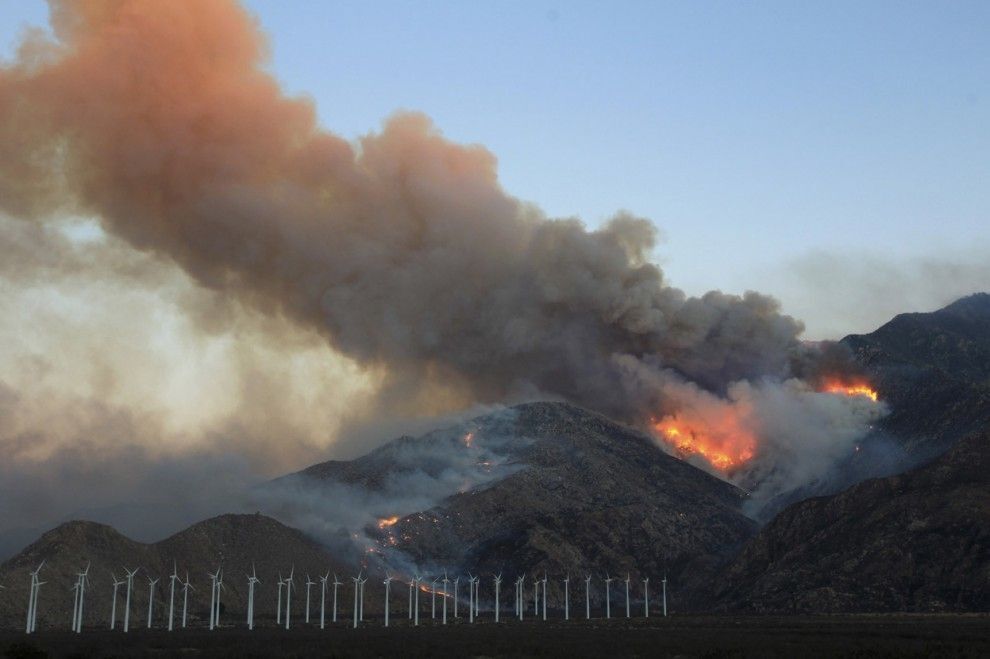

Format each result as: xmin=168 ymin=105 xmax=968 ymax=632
xmin=3 ymin=615 xmax=989 ymax=659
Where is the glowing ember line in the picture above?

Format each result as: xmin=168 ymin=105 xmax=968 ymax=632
xmin=377 ymin=515 xmax=399 ymax=529
xmin=821 ymin=380 xmax=879 ymax=401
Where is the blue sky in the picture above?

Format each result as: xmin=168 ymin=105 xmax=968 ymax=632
xmin=2 ymin=1 xmax=987 ymax=336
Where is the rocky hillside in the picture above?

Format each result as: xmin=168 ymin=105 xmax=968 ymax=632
xmin=0 ymin=514 xmax=366 ymax=630
xmin=295 ymin=401 xmax=757 ymax=609
xmin=843 ymin=292 xmax=990 ymax=457
xmin=712 ymin=428 xmax=990 ymax=612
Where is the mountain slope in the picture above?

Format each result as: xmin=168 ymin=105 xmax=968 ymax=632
xmin=712 ymin=428 xmax=990 ymax=612
xmin=842 ymin=292 xmax=990 ymax=457
xmin=0 ymin=514 xmax=362 ymax=630
xmin=295 ymin=401 xmax=757 ymax=609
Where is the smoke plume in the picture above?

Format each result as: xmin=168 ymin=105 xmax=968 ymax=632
xmin=0 ymin=0 xmax=884 ymax=529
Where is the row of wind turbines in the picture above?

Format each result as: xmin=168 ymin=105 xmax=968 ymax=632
xmin=11 ymin=562 xmax=668 ymax=634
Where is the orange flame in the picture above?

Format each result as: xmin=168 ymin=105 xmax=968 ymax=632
xmin=463 ymin=431 xmax=474 ymax=448
xmin=377 ymin=515 xmax=399 ymax=529
xmin=653 ymin=412 xmax=756 ymax=471
xmin=821 ymin=379 xmax=879 ymax=401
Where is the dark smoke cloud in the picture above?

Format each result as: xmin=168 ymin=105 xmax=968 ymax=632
xmin=0 ymin=0 xmax=885 ymax=536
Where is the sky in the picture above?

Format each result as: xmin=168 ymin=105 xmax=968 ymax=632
xmin=2 ymin=0 xmax=987 ymax=337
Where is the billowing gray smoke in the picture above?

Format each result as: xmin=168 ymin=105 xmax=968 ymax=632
xmin=0 ymin=0 xmax=884 ymax=514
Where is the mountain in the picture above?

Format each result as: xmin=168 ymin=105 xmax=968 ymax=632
xmin=0 ymin=514 xmax=361 ymax=629
xmin=293 ymin=401 xmax=757 ymax=609
xmin=843 ymin=292 xmax=990 ymax=457
xmin=711 ymin=427 xmax=990 ymax=612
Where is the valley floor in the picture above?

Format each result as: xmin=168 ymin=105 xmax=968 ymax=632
xmin=2 ymin=614 xmax=988 ymax=658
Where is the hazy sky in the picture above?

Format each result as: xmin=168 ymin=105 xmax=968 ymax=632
xmin=2 ymin=0 xmax=987 ymax=337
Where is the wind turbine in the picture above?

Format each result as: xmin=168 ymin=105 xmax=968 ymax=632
xmin=167 ymin=563 xmax=179 ymax=632
xmin=147 ymin=576 xmax=160 ymax=629
xmin=516 ymin=575 xmax=526 ymax=620
xmin=208 ymin=568 xmax=220 ymax=631
xmin=408 ymin=577 xmax=414 ymax=620
xmin=467 ymin=574 xmax=475 ymax=623
xmin=246 ymin=565 xmax=261 ymax=631
xmin=318 ymin=572 xmax=329 ymax=629
xmin=662 ymin=574 xmax=667 ymax=617
xmin=452 ymin=575 xmax=459 ymax=618
xmin=533 ymin=575 xmax=538 ymax=617
xmin=304 ymin=574 xmax=315 ymax=624
xmin=430 ymin=577 xmax=438 ymax=620
xmin=383 ymin=573 xmax=393 ymax=627
xmin=493 ymin=574 xmax=502 ymax=623
xmin=412 ymin=575 xmax=421 ymax=626
xmin=181 ymin=572 xmax=193 ymax=629
xmin=584 ymin=574 xmax=591 ymax=620
xmin=75 ymin=563 xmax=90 ymax=633
xmin=110 ymin=573 xmax=125 ymax=631
xmin=71 ymin=578 xmax=81 ymax=633
xmin=624 ymin=574 xmax=631 ymax=618
xmin=441 ymin=572 xmax=449 ymax=625
xmin=604 ymin=574 xmax=613 ymax=619
xmin=332 ymin=574 xmax=342 ymax=623
xmin=276 ymin=573 xmax=284 ymax=625
xmin=473 ymin=575 xmax=480 ymax=619
xmin=351 ymin=572 xmax=361 ymax=629
xmin=643 ymin=577 xmax=649 ymax=617
xmin=214 ymin=569 xmax=225 ymax=629
xmin=284 ymin=567 xmax=295 ymax=630
xmin=563 ymin=575 xmax=569 ymax=621
xmin=26 ymin=560 xmax=44 ymax=634
xmin=123 ymin=567 xmax=139 ymax=633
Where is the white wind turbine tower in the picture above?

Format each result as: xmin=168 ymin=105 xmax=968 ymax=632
xmin=642 ymin=577 xmax=649 ymax=617
xmin=214 ymin=569 xmax=225 ymax=629
xmin=473 ymin=575 xmax=480 ymax=619
xmin=412 ymin=575 xmax=421 ymax=626
xmin=284 ymin=567 xmax=295 ymax=630
xmin=351 ymin=572 xmax=361 ymax=629
xmin=75 ymin=563 xmax=90 ymax=633
xmin=110 ymin=573 xmax=125 ymax=631
xmin=493 ymin=574 xmax=502 ymax=623
xmin=624 ymin=573 xmax=631 ymax=618
xmin=181 ymin=572 xmax=193 ymax=629
xmin=304 ymin=574 xmax=315 ymax=624
xmin=123 ymin=567 xmax=139 ymax=633
xmin=430 ymin=577 xmax=438 ymax=620
xmin=516 ymin=575 xmax=526 ymax=620
xmin=452 ymin=575 xmax=459 ymax=618
xmin=246 ymin=565 xmax=261 ymax=631
xmin=441 ymin=572 xmax=449 ymax=624
xmin=147 ymin=576 xmax=160 ymax=629
xmin=467 ymin=574 xmax=475 ymax=623
xmin=208 ymin=568 xmax=220 ymax=631
xmin=332 ymin=574 xmax=342 ymax=623
xmin=167 ymin=563 xmax=179 ymax=632
xmin=318 ymin=572 xmax=329 ymax=629
xmin=71 ymin=576 xmax=81 ymax=633
xmin=25 ymin=560 xmax=44 ymax=634
xmin=584 ymin=574 xmax=591 ymax=620
xmin=563 ymin=575 xmax=569 ymax=621
xmin=276 ymin=573 xmax=284 ymax=625
xmin=604 ymin=574 xmax=613 ymax=619
xmin=407 ymin=577 xmax=414 ymax=620
xmin=532 ymin=575 xmax=538 ymax=617
xmin=383 ymin=573 xmax=393 ymax=628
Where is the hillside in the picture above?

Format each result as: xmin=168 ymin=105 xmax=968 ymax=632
xmin=0 ymin=514 xmax=363 ymax=630
xmin=712 ymin=428 xmax=990 ymax=612
xmin=294 ymin=401 xmax=757 ymax=609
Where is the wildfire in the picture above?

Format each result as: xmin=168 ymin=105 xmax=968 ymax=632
xmin=377 ymin=515 xmax=399 ymax=529
xmin=653 ymin=413 xmax=756 ymax=471
xmin=821 ymin=379 xmax=879 ymax=401
xmin=463 ymin=431 xmax=474 ymax=448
